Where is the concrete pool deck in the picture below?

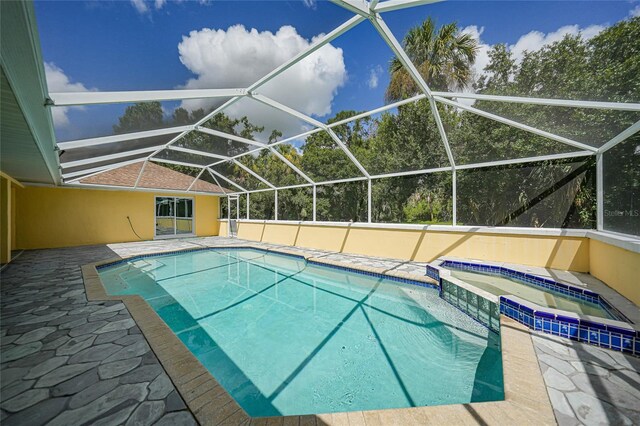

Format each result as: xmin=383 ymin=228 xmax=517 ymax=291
xmin=1 ymin=236 xmax=638 ymax=425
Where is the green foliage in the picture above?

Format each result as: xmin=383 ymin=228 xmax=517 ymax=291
xmin=386 ymin=17 xmax=479 ymax=101
xmin=602 ymin=133 xmax=640 ymax=235
xmin=113 ymin=101 xmax=164 ymax=134
xmin=403 ymin=189 xmax=444 ymax=223
xmin=114 ymin=17 xmax=639 ymax=232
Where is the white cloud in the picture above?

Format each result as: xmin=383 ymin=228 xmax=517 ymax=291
xmin=461 ymin=23 xmax=606 ymax=82
xmin=131 ymin=0 xmax=209 ymax=14
xmin=44 ymin=63 xmax=93 ymax=127
xmin=177 ymin=24 xmax=346 ymax=138
xmin=130 ymin=0 xmax=149 ymax=14
xmin=630 ymin=4 xmax=640 ymax=17
xmin=510 ymin=24 xmax=605 ymax=63
xmin=460 ymin=25 xmax=491 ymax=83
xmin=302 ymin=0 xmax=317 ymax=9
xmin=367 ymin=65 xmax=383 ymax=89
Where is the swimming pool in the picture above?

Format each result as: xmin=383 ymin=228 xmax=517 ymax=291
xmin=98 ymin=248 xmax=503 ymax=416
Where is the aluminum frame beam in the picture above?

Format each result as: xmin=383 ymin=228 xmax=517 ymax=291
xmin=434 ymin=96 xmax=599 ymax=153
xmin=149 ymin=157 xmax=205 ymax=169
xmin=598 ymin=120 xmax=640 ymax=154
xmin=367 ymin=12 xmax=456 ymax=170
xmin=251 ymin=94 xmax=324 ymax=128
xmin=60 ymin=145 xmax=164 ymax=169
xmin=596 ymin=152 xmax=604 ymax=231
xmin=326 ymin=128 xmax=371 ymax=178
xmin=368 ymin=12 xmax=433 ymax=97
xmin=49 ymin=88 xmax=246 ymax=107
xmin=196 ymin=126 xmax=266 ymax=148
xmin=207 ymin=128 xmax=324 ymax=167
xmin=157 ymin=14 xmax=367 ymax=157
xmin=247 ymin=15 xmax=366 ymax=92
xmin=330 ymin=0 xmax=369 ymax=15
xmin=455 ymin=150 xmax=593 ymax=170
xmin=374 ymin=0 xmax=443 ymax=13
xmin=167 ymin=145 xmax=231 ymax=161
xmin=328 ymin=94 xmax=427 ymax=128
xmin=251 ymin=93 xmax=371 ymax=178
xmin=228 ymin=150 xmax=593 ymax=196
xmin=134 ymin=160 xmax=148 ymax=189
xmin=206 ymin=169 xmax=228 ymax=194
xmin=208 ymin=168 xmax=247 ymax=192
xmin=186 ymin=168 xmax=207 ymax=192
xmin=433 ymin=92 xmax=640 ymax=111
xmin=63 ymin=182 xmax=224 ymax=196
xmin=62 ymin=157 xmax=147 ymax=180
xmin=43 ymin=0 xmax=640 ymax=239
xmin=269 ymin=147 xmax=315 ymax=184
xmin=57 ymin=126 xmax=193 ymax=150
xmin=233 ymin=159 xmax=276 ymax=189
xmin=196 ymin=122 xmax=316 ymax=184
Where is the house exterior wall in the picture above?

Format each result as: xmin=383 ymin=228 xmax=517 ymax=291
xmin=15 ymin=186 xmax=220 ymax=249
xmin=12 ymin=186 xmax=638 ymax=306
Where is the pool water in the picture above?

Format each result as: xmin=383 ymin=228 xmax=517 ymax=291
xmin=99 ymin=248 xmax=504 ymax=416
xmin=447 ymin=269 xmax=613 ymax=319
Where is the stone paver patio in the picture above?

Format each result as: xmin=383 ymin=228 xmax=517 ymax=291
xmin=532 ymin=332 xmax=640 ymax=425
xmin=1 ymin=245 xmax=196 ymax=426
xmin=1 ymin=236 xmax=639 ymax=425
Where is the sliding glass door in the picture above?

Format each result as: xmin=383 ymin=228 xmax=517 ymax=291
xmin=175 ymin=198 xmax=193 ymax=234
xmin=155 ymin=197 xmax=194 ymax=237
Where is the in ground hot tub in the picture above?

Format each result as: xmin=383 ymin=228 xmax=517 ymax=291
xmin=427 ymin=259 xmax=639 ymax=356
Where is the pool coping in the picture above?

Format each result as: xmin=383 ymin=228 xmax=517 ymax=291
xmin=82 ymin=244 xmax=556 ymax=426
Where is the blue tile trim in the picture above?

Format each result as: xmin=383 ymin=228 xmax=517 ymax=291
xmin=96 ymin=246 xmax=308 ymax=270
xmin=499 ymin=295 xmax=638 ymax=357
xmin=425 ymin=265 xmax=440 ymax=281
xmin=96 ymin=247 xmax=214 ymax=269
xmin=307 ymin=260 xmax=438 ymax=289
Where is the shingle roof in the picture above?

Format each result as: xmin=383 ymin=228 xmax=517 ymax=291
xmin=79 ymin=162 xmax=227 ymax=193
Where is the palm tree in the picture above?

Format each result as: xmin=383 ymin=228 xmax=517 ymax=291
xmin=386 ymin=18 xmax=478 ymax=102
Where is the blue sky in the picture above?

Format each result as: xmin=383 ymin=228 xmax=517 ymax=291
xmin=35 ymin=0 xmax=639 ymax=142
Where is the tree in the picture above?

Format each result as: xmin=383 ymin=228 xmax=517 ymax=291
xmin=110 ymin=17 xmax=638 ymax=233
xmin=386 ymin=18 xmax=478 ymax=101
xmin=300 ymin=111 xmax=371 ymax=221
xmin=113 ymin=102 xmax=165 ymax=134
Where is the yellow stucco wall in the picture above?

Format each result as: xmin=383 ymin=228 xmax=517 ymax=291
xmin=235 ymin=222 xmax=590 ymax=271
xmin=16 ymin=186 xmax=220 ymax=249
xmin=219 ymin=221 xmax=229 ymax=237
xmin=234 ymin=221 xmax=640 ymax=306
xmin=12 ymin=185 xmax=637 ymax=305
xmin=590 ymin=239 xmax=640 ymax=305
xmin=11 ymin=186 xmax=16 ymax=251
xmin=0 ymin=176 xmax=11 ymax=263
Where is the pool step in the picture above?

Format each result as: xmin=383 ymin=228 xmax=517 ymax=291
xmin=440 ymin=278 xmax=501 ymax=334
